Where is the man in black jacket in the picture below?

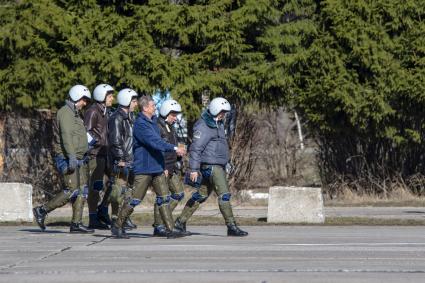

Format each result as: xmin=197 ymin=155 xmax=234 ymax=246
xmin=152 ymin=99 xmax=190 ymax=237
xmin=101 ymin=88 xmax=138 ymax=231
xmin=84 ymin=84 xmax=114 ymax=229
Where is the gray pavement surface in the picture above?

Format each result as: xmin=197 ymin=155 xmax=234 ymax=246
xmin=1 ymin=225 xmax=425 ymax=283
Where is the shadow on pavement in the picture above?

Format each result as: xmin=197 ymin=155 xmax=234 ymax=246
xmin=91 ymin=232 xmax=152 ymax=239
xmin=404 ymin=210 xmax=425 ymax=214
xmin=19 ymin=228 xmax=66 ymax=233
xmin=187 ymin=232 xmax=226 ymax=237
xmin=46 ymin=221 xmax=70 ymax=227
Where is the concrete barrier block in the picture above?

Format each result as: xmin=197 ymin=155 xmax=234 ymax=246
xmin=267 ymin=186 xmax=324 ymax=223
xmin=0 ymin=183 xmax=33 ymax=222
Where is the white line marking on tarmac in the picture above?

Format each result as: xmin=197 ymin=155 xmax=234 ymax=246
xmin=125 ymin=243 xmax=425 ymax=249
xmin=160 ymin=243 xmax=425 ymax=247
xmin=274 ymin=243 xmax=425 ymax=246
xmin=126 ymin=243 xmax=425 ymax=248
xmin=3 ymin=268 xmax=425 ymax=275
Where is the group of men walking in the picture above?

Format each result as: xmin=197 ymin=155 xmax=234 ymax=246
xmin=32 ymin=84 xmax=248 ymax=239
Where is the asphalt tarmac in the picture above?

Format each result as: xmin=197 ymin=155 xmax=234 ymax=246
xmin=0 ymin=225 xmax=424 ymax=283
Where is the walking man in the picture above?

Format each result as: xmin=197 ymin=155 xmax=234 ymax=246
xmin=152 ymin=99 xmax=190 ymax=237
xmin=174 ymin=97 xmax=248 ymax=237
xmin=112 ymin=95 xmax=186 ymax=239
xmin=105 ymin=88 xmax=138 ymax=229
xmin=33 ymin=85 xmax=94 ymax=233
xmin=84 ymin=84 xmax=114 ymax=229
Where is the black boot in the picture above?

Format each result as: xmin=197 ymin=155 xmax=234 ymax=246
xmin=166 ymin=229 xmax=186 ymax=239
xmin=153 ymin=225 xmax=168 ymax=237
xmin=174 ymin=219 xmax=192 ymax=236
xmin=227 ymin=223 xmax=248 ymax=237
xmin=111 ymin=220 xmax=129 ymax=239
xmin=33 ymin=206 xmax=47 ymax=231
xmin=88 ymin=214 xmax=110 ymax=230
xmin=97 ymin=205 xmax=112 ymax=226
xmin=123 ymin=217 xmax=137 ymax=230
xmin=70 ymin=222 xmax=95 ymax=233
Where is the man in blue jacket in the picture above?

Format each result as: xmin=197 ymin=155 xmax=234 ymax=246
xmin=111 ymin=95 xmax=187 ymax=239
xmin=174 ymin=97 xmax=248 ymax=237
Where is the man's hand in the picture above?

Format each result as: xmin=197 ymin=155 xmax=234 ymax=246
xmin=115 ymin=161 xmax=131 ymax=178
xmin=190 ymin=171 xmax=199 ymax=182
xmin=68 ymin=155 xmax=78 ymax=173
xmin=164 ymin=170 xmax=169 ymax=177
xmin=176 ymin=147 xmax=186 ymax=156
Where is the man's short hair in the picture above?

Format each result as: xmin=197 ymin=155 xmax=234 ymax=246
xmin=138 ymin=95 xmax=154 ymax=111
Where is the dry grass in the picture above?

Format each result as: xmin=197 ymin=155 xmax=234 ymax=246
xmin=324 ymin=186 xmax=425 ymax=207
xmin=324 ymin=217 xmax=425 ymax=226
xmin=168 ymin=185 xmax=425 ymax=208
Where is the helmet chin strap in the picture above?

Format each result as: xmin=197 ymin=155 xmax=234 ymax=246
xmin=73 ymin=102 xmax=78 ymax=117
xmin=165 ymin=115 xmax=175 ymax=124
xmin=99 ymin=101 xmax=107 ymax=115
xmin=214 ymin=116 xmax=221 ymax=128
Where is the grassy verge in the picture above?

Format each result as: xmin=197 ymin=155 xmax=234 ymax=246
xmin=323 ymin=186 xmax=425 ymax=207
xmin=324 ymin=217 xmax=425 ymax=226
xmin=4 ymin=213 xmax=425 ymax=227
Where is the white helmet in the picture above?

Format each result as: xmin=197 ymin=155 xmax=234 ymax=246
xmin=117 ymin=88 xmax=138 ymax=107
xmin=208 ymin=97 xmax=231 ymax=116
xmin=69 ymin=85 xmax=91 ymax=102
xmin=159 ymin=99 xmax=182 ymax=117
xmin=93 ymin=84 xmax=114 ymax=102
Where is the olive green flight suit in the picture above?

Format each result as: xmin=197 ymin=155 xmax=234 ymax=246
xmin=117 ymin=173 xmax=175 ymax=231
xmin=108 ymin=167 xmax=133 ymax=220
xmin=44 ymin=101 xmax=89 ymax=224
xmin=44 ymin=164 xmax=89 ymax=223
xmin=87 ymin=156 xmax=107 ymax=214
xmin=153 ymin=172 xmax=184 ymax=227
xmin=177 ymin=165 xmax=235 ymax=225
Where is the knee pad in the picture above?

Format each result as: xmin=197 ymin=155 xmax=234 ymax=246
xmin=120 ymin=186 xmax=128 ymax=195
xmin=156 ymin=195 xmax=171 ymax=206
xmin=68 ymin=189 xmax=79 ymax=202
xmin=191 ymin=191 xmax=208 ymax=204
xmin=219 ymin=192 xmax=231 ymax=202
xmin=93 ymin=180 xmax=104 ymax=192
xmin=129 ymin=198 xmax=141 ymax=207
xmin=82 ymin=185 xmax=89 ymax=199
xmin=171 ymin=192 xmax=184 ymax=202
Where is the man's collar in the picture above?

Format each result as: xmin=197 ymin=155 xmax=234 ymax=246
xmin=201 ymin=110 xmax=219 ymax=128
xmin=65 ymin=100 xmax=77 ymax=112
xmin=96 ymin=102 xmax=107 ymax=115
xmin=117 ymin=107 xmax=129 ymax=119
xmin=139 ymin=112 xmax=159 ymax=123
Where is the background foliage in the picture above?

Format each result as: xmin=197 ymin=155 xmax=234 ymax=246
xmin=1 ymin=0 xmax=424 ymax=194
